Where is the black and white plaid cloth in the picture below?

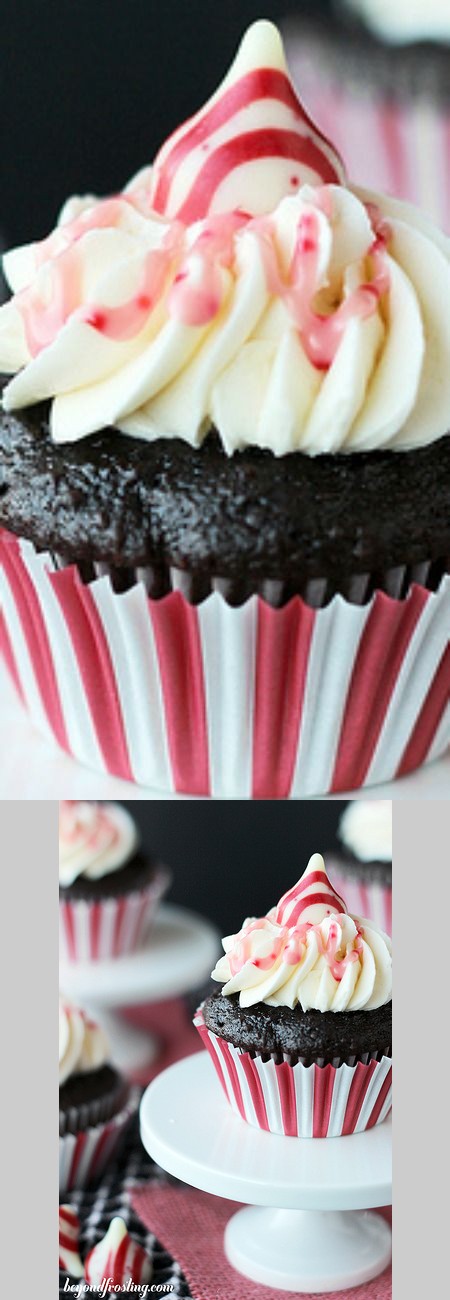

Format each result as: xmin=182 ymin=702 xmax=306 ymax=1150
xmin=59 ymin=1107 xmax=191 ymax=1297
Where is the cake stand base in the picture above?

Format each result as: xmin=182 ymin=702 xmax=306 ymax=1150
xmin=225 ymin=1206 xmax=391 ymax=1293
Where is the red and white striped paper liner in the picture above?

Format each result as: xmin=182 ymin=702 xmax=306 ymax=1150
xmin=59 ymin=868 xmax=169 ymax=962
xmin=59 ymin=1088 xmax=138 ymax=1193
xmin=327 ymin=868 xmax=392 ymax=939
xmin=288 ymin=44 xmax=450 ymax=234
xmin=0 ymin=531 xmax=449 ymax=797
xmin=194 ymin=1010 xmax=392 ymax=1139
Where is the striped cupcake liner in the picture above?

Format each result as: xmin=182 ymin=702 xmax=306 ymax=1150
xmin=59 ymin=1088 xmax=138 ymax=1193
xmin=288 ymin=43 xmax=450 ymax=234
xmin=194 ymin=1009 xmax=392 ymax=1139
xmin=59 ymin=867 xmax=170 ymax=962
xmin=0 ymin=530 xmax=449 ymax=797
xmin=326 ymin=867 xmax=392 ymax=938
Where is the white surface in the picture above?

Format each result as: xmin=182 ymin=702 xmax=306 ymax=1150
xmin=60 ymin=905 xmax=219 ymax=1071
xmin=140 ymin=1053 xmax=392 ymax=1293
xmin=1 ymin=662 xmax=448 ymax=797
xmin=225 ymin=1206 xmax=392 ymax=1292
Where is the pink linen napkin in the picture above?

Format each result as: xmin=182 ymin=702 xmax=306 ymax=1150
xmin=131 ymin=1183 xmax=392 ymax=1300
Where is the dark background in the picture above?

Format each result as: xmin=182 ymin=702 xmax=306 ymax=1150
xmin=1 ymin=0 xmax=327 ymax=247
xmin=123 ymin=799 xmax=346 ymax=933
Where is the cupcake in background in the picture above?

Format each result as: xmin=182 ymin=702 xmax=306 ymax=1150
xmin=195 ymin=853 xmax=392 ymax=1138
xmin=329 ymin=800 xmax=392 ymax=936
xmin=59 ymin=801 xmax=170 ymax=962
xmin=59 ymin=996 xmax=137 ymax=1192
xmin=284 ymin=1 xmax=450 ymax=232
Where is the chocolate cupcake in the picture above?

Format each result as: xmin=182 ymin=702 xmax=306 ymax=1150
xmin=195 ymin=853 xmax=392 ymax=1137
xmin=59 ymin=998 xmax=136 ymax=1191
xmin=59 ymin=801 xmax=170 ymax=962
xmin=328 ymin=799 xmax=392 ymax=935
xmin=284 ymin=1 xmax=450 ymax=233
xmin=0 ymin=20 xmax=448 ymax=798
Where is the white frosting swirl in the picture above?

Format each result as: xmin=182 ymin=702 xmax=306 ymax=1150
xmin=343 ymin=0 xmax=450 ymax=44
xmin=59 ymin=999 xmax=109 ymax=1085
xmin=0 ymin=21 xmax=449 ymax=457
xmin=339 ymin=800 xmax=392 ymax=862
xmin=212 ymin=853 xmax=392 ymax=1012
xmin=59 ymin=801 xmax=138 ymax=886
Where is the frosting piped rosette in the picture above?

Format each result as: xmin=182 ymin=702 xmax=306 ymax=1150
xmin=339 ymin=800 xmax=392 ymax=864
xmin=211 ymin=853 xmax=392 ymax=1012
xmin=59 ymin=998 xmax=109 ymax=1085
xmin=59 ymin=800 xmax=138 ymax=885
xmin=0 ymin=20 xmax=449 ymax=454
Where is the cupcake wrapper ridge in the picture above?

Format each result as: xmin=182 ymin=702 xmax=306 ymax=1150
xmin=59 ymin=868 xmax=169 ymax=962
xmin=59 ymin=1088 xmax=138 ymax=1193
xmin=1 ymin=531 xmax=449 ymax=798
xmin=194 ymin=1009 xmax=392 ymax=1139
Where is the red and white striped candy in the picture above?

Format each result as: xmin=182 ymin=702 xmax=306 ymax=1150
xmin=59 ymin=1204 xmax=83 ymax=1277
xmin=84 ymin=1217 xmax=152 ymax=1289
xmin=274 ymin=853 xmax=347 ymax=927
xmin=149 ymin=21 xmax=345 ymax=223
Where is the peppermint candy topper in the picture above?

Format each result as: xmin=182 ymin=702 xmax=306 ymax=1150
xmin=59 ymin=1205 xmax=83 ymax=1278
xmin=148 ymin=20 xmax=346 ymax=223
xmin=84 ymin=1217 xmax=152 ymax=1290
xmin=272 ymin=853 xmax=347 ymax=927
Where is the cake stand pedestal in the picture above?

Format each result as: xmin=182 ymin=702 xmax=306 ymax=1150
xmin=60 ymin=904 xmax=219 ymax=1072
xmin=140 ymin=1053 xmax=392 ymax=1293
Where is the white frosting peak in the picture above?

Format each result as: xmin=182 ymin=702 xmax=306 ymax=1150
xmin=212 ymin=853 xmax=392 ymax=1012
xmin=339 ymin=800 xmax=392 ymax=862
xmin=59 ymin=800 xmax=138 ymax=885
xmin=343 ymin=0 xmax=450 ymax=44
xmin=59 ymin=999 xmax=109 ymax=1085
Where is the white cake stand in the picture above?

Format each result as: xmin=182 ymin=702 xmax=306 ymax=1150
xmin=140 ymin=1053 xmax=392 ymax=1294
xmin=60 ymin=904 xmax=219 ymax=1071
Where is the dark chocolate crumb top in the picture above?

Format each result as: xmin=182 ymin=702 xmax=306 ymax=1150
xmin=0 ymin=383 xmax=449 ymax=592
xmin=202 ymin=989 xmax=392 ymax=1066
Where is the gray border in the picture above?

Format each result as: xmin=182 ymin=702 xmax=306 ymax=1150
xmin=3 ymin=801 xmax=58 ymax=1293
xmin=394 ymin=800 xmax=449 ymax=1297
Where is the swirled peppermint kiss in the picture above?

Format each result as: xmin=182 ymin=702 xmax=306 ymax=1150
xmin=84 ymin=1218 xmax=152 ymax=1289
xmin=59 ymin=801 xmax=138 ymax=886
xmin=1 ymin=21 xmax=449 ymax=453
xmin=212 ymin=853 xmax=392 ymax=1012
xmin=59 ymin=1205 xmax=83 ymax=1277
xmin=148 ymin=20 xmax=345 ymax=222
